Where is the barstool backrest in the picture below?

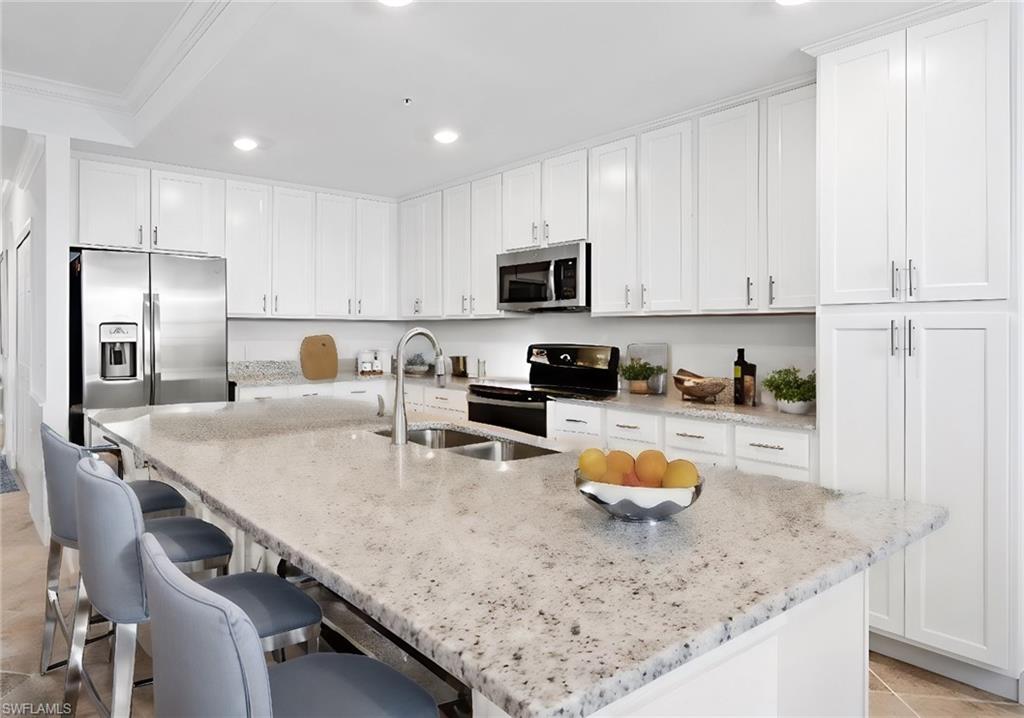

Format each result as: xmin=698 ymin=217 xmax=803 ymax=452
xmin=140 ymin=533 xmax=273 ymax=717
xmin=40 ymin=423 xmax=87 ymax=546
xmin=75 ymin=456 xmax=148 ymax=624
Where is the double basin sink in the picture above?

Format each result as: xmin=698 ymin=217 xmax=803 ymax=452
xmin=375 ymin=427 xmax=559 ymax=462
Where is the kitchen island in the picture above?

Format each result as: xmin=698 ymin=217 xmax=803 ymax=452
xmin=90 ymin=397 xmax=946 ymax=717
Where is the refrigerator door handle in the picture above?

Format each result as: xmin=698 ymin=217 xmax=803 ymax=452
xmin=142 ymin=292 xmax=153 ymax=404
xmin=152 ymin=293 xmax=162 ymax=404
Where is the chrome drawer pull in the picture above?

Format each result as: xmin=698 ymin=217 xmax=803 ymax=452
xmin=302 ymin=392 xmax=318 ymax=397
xmin=749 ymin=442 xmax=784 ymax=451
xmin=615 ymin=423 xmax=639 ymax=430
xmin=435 ymin=396 xmax=448 ymax=401
xmin=675 ymin=432 xmax=705 ymax=440
xmin=564 ymin=418 xmax=588 ymax=424
xmin=350 ymin=390 xmax=367 ymax=394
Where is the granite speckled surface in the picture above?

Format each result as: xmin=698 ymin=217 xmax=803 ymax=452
xmin=91 ymin=399 xmax=943 ymax=717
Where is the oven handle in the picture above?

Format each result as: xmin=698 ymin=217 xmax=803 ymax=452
xmin=468 ymin=394 xmax=547 ymax=410
xmin=548 ymin=261 xmax=557 ymax=304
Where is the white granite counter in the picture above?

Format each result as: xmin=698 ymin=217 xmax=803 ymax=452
xmin=91 ymin=398 xmax=942 ymax=717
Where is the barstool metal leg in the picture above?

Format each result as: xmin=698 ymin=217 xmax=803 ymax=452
xmin=63 ymin=579 xmax=92 ymax=715
xmin=305 ymin=624 xmax=320 ymax=655
xmin=110 ymin=623 xmax=138 ymax=718
xmin=39 ymin=539 xmax=64 ymax=674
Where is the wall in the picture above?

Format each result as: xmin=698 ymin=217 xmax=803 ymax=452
xmin=229 ymin=313 xmax=816 ymax=384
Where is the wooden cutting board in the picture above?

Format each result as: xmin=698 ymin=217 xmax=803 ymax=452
xmin=299 ymin=335 xmax=338 ymax=380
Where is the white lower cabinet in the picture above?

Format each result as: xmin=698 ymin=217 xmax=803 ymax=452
xmin=734 ymin=425 xmax=811 ymax=481
xmin=606 ymin=409 xmax=659 ymax=450
xmin=549 ymin=402 xmax=604 ymax=449
xmin=664 ymin=417 xmax=731 ymax=467
xmin=423 ymin=387 xmax=468 ymax=417
xmin=819 ymin=310 xmax=1011 ymax=669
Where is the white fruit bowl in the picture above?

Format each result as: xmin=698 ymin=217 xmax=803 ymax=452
xmin=574 ymin=469 xmax=703 ymax=523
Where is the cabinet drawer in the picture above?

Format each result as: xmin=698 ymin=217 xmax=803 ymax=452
xmin=337 ymin=381 xmax=387 ymax=404
xmin=665 ymin=417 xmax=729 ymax=456
xmin=550 ymin=402 xmax=603 ymax=437
xmin=606 ymin=410 xmax=660 ymax=446
xmin=237 ymin=384 xmax=292 ymax=401
xmin=423 ymin=387 xmax=468 ymax=414
xmin=734 ymin=426 xmax=810 ymax=468
xmin=292 ymin=383 xmax=331 ymax=398
xmin=402 ymin=384 xmax=425 ymax=407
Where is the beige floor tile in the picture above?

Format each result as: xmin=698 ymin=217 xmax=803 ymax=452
xmin=902 ymin=696 xmax=1024 ymax=717
xmin=871 ymin=690 xmax=918 ymax=717
xmin=870 ymin=669 xmax=889 ymax=691
xmin=870 ymin=652 xmax=1012 ymax=704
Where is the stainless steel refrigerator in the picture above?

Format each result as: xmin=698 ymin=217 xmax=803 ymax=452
xmin=69 ymin=249 xmax=227 ymax=443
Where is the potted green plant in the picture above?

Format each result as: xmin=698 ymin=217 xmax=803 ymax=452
xmin=761 ymin=367 xmax=816 ymax=415
xmin=621 ymin=358 xmax=666 ymax=395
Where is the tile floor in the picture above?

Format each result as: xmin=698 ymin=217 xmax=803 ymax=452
xmin=2 ymin=479 xmax=1022 ymax=717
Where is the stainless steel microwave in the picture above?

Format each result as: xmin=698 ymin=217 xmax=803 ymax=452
xmin=496 ymin=241 xmax=590 ymax=311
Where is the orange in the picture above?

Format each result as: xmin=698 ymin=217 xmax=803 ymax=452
xmin=622 ymin=471 xmax=641 ymax=487
xmin=635 ymin=450 xmax=668 ymax=487
xmin=577 ymin=448 xmax=607 ymax=481
xmin=606 ymin=450 xmax=635 ymax=475
xmin=597 ymin=470 xmax=624 ymax=486
xmin=663 ymin=459 xmax=700 ymax=489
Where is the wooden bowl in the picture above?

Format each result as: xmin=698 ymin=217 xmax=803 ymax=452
xmin=673 ymin=370 xmax=729 ymax=403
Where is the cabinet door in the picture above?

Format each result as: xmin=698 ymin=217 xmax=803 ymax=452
xmin=698 ymin=101 xmax=759 ymax=311
xmin=151 ymin=170 xmax=211 ymax=254
xmin=501 ymin=163 xmax=541 ymax=251
xmin=818 ymin=313 xmax=905 ymax=635
xmin=315 ymin=193 xmax=356 ymax=317
xmin=541 ymin=149 xmax=587 ymax=244
xmin=225 ymin=181 xmax=271 ymax=317
xmin=399 ymin=198 xmax=422 ymax=319
xmin=355 ymin=198 xmax=393 ymax=319
xmin=470 ymin=174 xmax=502 ymax=317
xmin=589 ymin=137 xmax=637 ymax=315
xmin=79 ymin=160 xmax=149 ymax=249
xmin=904 ymin=312 xmax=1009 ymax=668
xmin=271 ymin=187 xmax=315 ymax=317
xmin=399 ymin=193 xmax=442 ymax=318
xmin=766 ymin=86 xmax=817 ymax=309
xmin=639 ymin=120 xmax=695 ymax=313
xmin=906 ymin=3 xmax=1010 ymax=302
xmin=443 ymin=184 xmax=472 ymax=317
xmin=819 ymin=32 xmax=906 ymax=305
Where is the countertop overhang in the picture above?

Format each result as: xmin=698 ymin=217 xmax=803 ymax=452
xmin=91 ymin=398 xmax=944 ymax=718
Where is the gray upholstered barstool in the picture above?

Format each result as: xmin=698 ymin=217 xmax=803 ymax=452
xmin=67 ymin=457 xmax=323 ymax=717
xmin=140 ymin=532 xmax=436 ymax=717
xmin=38 ymin=423 xmax=190 ymax=675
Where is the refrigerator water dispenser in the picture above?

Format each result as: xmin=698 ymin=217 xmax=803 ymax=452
xmin=99 ymin=323 xmax=138 ymax=380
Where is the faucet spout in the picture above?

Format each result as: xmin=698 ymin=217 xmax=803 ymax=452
xmin=392 ymin=327 xmax=445 ymax=445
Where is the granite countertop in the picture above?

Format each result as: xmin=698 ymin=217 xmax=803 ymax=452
xmin=91 ymin=398 xmax=943 ymax=718
xmin=229 ymin=361 xmax=816 ymax=430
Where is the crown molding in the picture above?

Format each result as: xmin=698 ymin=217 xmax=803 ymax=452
xmin=0 ymin=71 xmax=128 ymax=112
xmin=801 ymin=1 xmax=985 ymax=57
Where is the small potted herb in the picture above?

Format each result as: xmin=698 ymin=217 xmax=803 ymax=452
xmin=762 ymin=367 xmax=816 ymax=415
xmin=621 ymin=358 xmax=666 ymax=395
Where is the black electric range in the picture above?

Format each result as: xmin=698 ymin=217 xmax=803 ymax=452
xmin=467 ymin=344 xmax=620 ymax=437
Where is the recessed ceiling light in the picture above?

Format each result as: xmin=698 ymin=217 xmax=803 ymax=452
xmin=233 ymin=137 xmax=258 ymax=152
xmin=434 ymin=129 xmax=459 ymax=144
xmin=775 ymin=0 xmax=811 ymax=5
xmin=379 ymin=0 xmax=413 ymax=7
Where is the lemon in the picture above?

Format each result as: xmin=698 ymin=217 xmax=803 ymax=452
xmin=635 ymin=450 xmax=668 ymax=487
xmin=577 ymin=448 xmax=607 ymax=481
xmin=663 ymin=459 xmax=700 ymax=489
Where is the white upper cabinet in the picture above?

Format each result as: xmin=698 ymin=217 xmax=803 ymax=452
xmin=355 ymin=198 xmax=394 ymax=319
xmin=443 ymin=184 xmax=473 ymax=317
xmin=541 ymin=149 xmax=588 ymax=245
xmin=818 ymin=313 xmax=906 ymax=635
xmin=315 ymin=193 xmax=356 ymax=318
xmin=903 ymin=312 xmax=1010 ymax=668
xmin=225 ymin=181 xmax=271 ymax=317
xmin=698 ymin=101 xmax=759 ymax=311
xmin=271 ymin=187 xmax=315 ymax=317
xmin=766 ymin=86 xmax=817 ymax=309
xmin=152 ymin=171 xmax=205 ymax=254
xmin=589 ymin=137 xmax=637 ymax=315
xmin=501 ymin=163 xmax=542 ymax=251
xmin=819 ymin=32 xmax=906 ymax=305
xmin=905 ymin=3 xmax=1010 ymax=302
xmin=470 ymin=174 xmax=503 ymax=317
xmin=399 ymin=192 xmax=443 ymax=318
xmin=639 ymin=120 xmax=695 ymax=313
xmin=78 ymin=160 xmax=150 ymax=250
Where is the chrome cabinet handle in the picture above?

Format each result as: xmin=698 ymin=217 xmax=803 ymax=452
xmin=461 ymin=295 xmax=467 ymax=313
xmin=768 ymin=276 xmax=775 ymax=305
xmin=153 ymin=226 xmax=158 ymax=246
xmin=906 ymin=259 xmax=915 ymax=298
xmin=641 ymin=284 xmax=648 ymax=308
xmin=302 ymin=392 xmax=319 ymax=397
xmin=350 ymin=389 xmax=367 ymax=394
xmin=614 ymin=423 xmax=639 ymax=430
xmin=138 ymin=225 xmax=143 ymax=245
xmin=347 ymin=298 xmax=352 ymax=315
xmin=625 ymin=284 xmax=631 ymax=308
xmin=544 ymin=221 xmax=550 ymax=241
xmin=749 ymin=442 xmax=784 ymax=451
xmin=675 ymin=432 xmax=705 ymax=440
xmin=891 ymin=261 xmax=900 ymax=298
xmin=531 ymin=222 xmax=538 ymax=243
xmin=470 ymin=295 xmax=476 ymax=313
xmin=274 ymin=295 xmax=279 ymax=312
xmin=564 ymin=418 xmax=588 ymax=424
xmin=358 ymin=299 xmax=362 ymax=314
xmin=745 ymin=276 xmax=753 ymax=306
xmin=262 ymin=294 xmax=267 ymax=313
xmin=906 ymin=318 xmax=915 ymax=357
xmin=436 ymin=396 xmax=449 ymax=401
xmin=890 ymin=319 xmax=899 ymax=357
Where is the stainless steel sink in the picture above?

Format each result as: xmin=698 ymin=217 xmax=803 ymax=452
xmin=374 ymin=427 xmax=491 ymax=449
xmin=446 ymin=440 xmax=559 ymax=462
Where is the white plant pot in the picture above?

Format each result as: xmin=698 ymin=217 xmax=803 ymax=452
xmin=777 ymin=399 xmax=815 ymax=415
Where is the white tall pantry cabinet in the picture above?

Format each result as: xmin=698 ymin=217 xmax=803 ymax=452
xmin=816 ymin=0 xmax=1016 ymax=686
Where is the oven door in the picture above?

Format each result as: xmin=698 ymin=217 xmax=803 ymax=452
xmin=468 ymin=390 xmax=548 ymax=437
xmin=496 ymin=242 xmax=589 ymax=311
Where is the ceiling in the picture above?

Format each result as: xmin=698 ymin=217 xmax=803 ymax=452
xmin=9 ymin=1 xmax=928 ymax=198
xmin=1 ymin=1 xmax=187 ymax=95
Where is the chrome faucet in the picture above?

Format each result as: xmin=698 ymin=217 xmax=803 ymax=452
xmin=392 ymin=327 xmax=446 ymax=445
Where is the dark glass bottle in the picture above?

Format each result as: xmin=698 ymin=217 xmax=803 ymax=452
xmin=733 ymin=349 xmax=747 ymax=405
xmin=743 ymin=359 xmax=757 ymax=407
